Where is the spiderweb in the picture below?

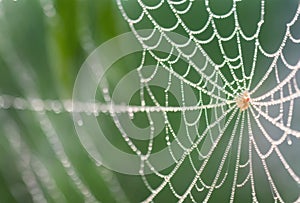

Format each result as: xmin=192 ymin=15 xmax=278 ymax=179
xmin=0 ymin=0 xmax=300 ymax=202
xmin=114 ymin=0 xmax=300 ymax=202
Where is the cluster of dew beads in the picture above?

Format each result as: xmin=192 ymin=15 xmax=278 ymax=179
xmin=236 ymin=91 xmax=250 ymax=111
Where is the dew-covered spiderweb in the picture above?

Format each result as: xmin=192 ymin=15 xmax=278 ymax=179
xmin=0 ymin=0 xmax=300 ymax=202
xmin=115 ymin=0 xmax=300 ymax=202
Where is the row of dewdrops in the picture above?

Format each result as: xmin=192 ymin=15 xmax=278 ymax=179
xmin=0 ymin=94 xmax=105 ymax=115
xmin=0 ymin=94 xmax=181 ymax=116
xmin=0 ymin=93 xmax=295 ymax=146
xmin=0 ymin=93 xmax=236 ymax=115
xmin=0 ymin=95 xmax=94 ymax=114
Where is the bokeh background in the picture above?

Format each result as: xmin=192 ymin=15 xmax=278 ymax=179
xmin=0 ymin=0 xmax=299 ymax=202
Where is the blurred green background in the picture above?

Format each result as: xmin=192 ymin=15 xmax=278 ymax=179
xmin=0 ymin=0 xmax=299 ymax=202
xmin=0 ymin=1 xmax=133 ymax=202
